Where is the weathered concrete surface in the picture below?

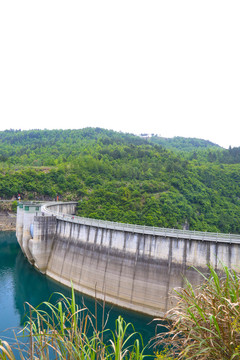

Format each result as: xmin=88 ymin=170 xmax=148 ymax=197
xmin=29 ymin=216 xmax=57 ymax=273
xmin=16 ymin=202 xmax=240 ymax=317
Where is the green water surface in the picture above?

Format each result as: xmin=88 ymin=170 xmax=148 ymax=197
xmin=0 ymin=231 xmax=164 ymax=351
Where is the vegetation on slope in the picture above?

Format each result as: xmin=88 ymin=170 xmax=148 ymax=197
xmin=1 ymin=128 xmax=240 ymax=233
xmin=148 ymin=135 xmax=220 ymax=152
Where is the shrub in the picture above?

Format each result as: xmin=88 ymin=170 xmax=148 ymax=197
xmin=154 ymin=264 xmax=240 ymax=360
xmin=11 ymin=200 xmax=18 ymax=213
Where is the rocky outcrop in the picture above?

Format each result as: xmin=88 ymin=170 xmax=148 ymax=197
xmin=0 ymin=211 xmax=16 ymax=231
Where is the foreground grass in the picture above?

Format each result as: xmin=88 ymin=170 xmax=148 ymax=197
xmin=155 ymin=264 xmax=240 ymax=360
xmin=0 ymin=286 xmax=150 ymax=360
xmin=2 ymin=264 xmax=240 ymax=359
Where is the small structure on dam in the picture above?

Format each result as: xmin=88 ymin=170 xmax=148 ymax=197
xmin=16 ymin=201 xmax=240 ymax=317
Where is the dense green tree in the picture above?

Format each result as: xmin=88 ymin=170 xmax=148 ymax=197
xmin=1 ymin=128 xmax=240 ymax=234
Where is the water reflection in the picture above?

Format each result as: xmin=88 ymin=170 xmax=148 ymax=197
xmin=0 ymin=232 xmax=21 ymax=343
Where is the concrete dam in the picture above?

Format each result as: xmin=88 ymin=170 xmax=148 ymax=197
xmin=16 ymin=201 xmax=240 ymax=317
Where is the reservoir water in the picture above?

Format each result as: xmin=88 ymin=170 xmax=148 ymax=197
xmin=0 ymin=231 xmax=161 ymax=354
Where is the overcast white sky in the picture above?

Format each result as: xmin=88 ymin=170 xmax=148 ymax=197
xmin=0 ymin=1 xmax=240 ymax=148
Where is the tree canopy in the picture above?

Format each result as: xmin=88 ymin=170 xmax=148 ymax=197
xmin=1 ymin=128 xmax=240 ymax=234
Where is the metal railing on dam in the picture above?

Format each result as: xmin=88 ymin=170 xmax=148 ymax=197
xmin=17 ymin=201 xmax=240 ymax=317
xmin=42 ymin=202 xmax=240 ymax=244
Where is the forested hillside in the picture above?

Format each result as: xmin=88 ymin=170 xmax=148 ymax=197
xmin=1 ymin=128 xmax=240 ymax=234
xmin=148 ymin=135 xmax=220 ymax=152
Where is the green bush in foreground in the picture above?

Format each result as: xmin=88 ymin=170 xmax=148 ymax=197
xmin=0 ymin=286 xmax=148 ymax=360
xmin=155 ymin=264 xmax=240 ymax=360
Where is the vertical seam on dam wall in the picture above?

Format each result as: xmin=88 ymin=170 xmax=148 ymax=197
xmin=181 ymin=240 xmax=188 ymax=289
xmin=117 ymin=231 xmax=127 ymax=298
xmin=228 ymin=243 xmax=232 ymax=269
xmin=130 ymin=233 xmax=140 ymax=303
xmin=165 ymin=235 xmax=173 ymax=311
xmin=101 ymin=229 xmax=112 ymax=296
xmin=215 ymin=242 xmax=218 ymax=270
xmin=96 ymin=227 xmax=103 ymax=271
xmin=165 ymin=237 xmax=172 ymax=312
xmin=60 ymin=222 xmax=73 ymax=281
xmin=77 ymin=225 xmax=89 ymax=287
xmin=48 ymin=217 xmax=56 ymax=269
xmin=168 ymin=237 xmax=172 ymax=274
xmin=207 ymin=241 xmax=210 ymax=265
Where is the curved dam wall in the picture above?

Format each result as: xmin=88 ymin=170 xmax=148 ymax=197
xmin=16 ymin=202 xmax=240 ymax=317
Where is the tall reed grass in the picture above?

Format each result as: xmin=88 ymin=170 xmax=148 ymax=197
xmin=0 ymin=286 xmax=149 ymax=360
xmin=154 ymin=264 xmax=240 ymax=360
